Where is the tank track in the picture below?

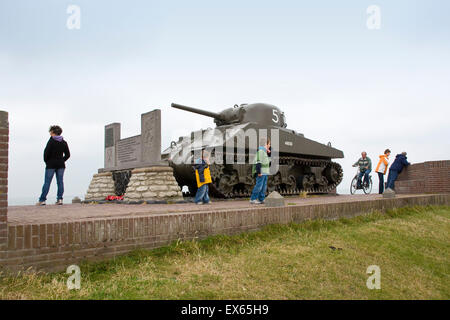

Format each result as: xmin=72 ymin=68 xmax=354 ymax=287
xmin=207 ymin=156 xmax=343 ymax=198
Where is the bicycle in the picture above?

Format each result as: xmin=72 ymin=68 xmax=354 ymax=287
xmin=350 ymin=167 xmax=372 ymax=194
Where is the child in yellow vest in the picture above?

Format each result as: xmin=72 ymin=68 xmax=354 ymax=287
xmin=194 ymin=150 xmax=212 ymax=204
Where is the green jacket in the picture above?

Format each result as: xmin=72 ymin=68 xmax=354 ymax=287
xmin=253 ymin=147 xmax=270 ymax=175
xmin=354 ymin=157 xmax=372 ymax=172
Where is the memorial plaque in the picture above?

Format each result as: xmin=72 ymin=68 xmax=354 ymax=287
xmin=117 ymin=135 xmax=141 ymax=166
xmin=105 ymin=128 xmax=114 ymax=148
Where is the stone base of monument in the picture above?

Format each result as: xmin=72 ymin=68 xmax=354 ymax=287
xmin=264 ymin=191 xmax=285 ymax=207
xmin=123 ymin=166 xmax=183 ymax=203
xmin=383 ymin=188 xmax=396 ymax=199
xmin=84 ymin=172 xmax=116 ymax=201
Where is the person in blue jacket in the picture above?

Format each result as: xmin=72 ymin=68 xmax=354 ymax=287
xmin=386 ymin=152 xmax=410 ymax=190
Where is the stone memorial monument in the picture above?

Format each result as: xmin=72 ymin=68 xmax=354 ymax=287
xmin=85 ymin=109 xmax=183 ymax=203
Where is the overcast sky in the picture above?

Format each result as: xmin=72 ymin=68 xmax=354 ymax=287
xmin=1 ymin=0 xmax=449 ymax=205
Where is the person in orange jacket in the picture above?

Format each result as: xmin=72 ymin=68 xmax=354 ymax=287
xmin=375 ymin=149 xmax=391 ymax=194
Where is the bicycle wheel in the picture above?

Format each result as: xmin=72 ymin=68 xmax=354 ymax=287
xmin=350 ymin=177 xmax=358 ymax=194
xmin=363 ymin=177 xmax=373 ymax=194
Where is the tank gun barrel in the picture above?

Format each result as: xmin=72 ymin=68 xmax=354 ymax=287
xmin=171 ymin=103 xmax=225 ymax=121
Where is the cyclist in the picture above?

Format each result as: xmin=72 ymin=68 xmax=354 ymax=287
xmin=352 ymin=151 xmax=372 ymax=189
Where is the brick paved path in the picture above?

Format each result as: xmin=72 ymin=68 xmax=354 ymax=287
xmin=7 ymin=194 xmax=422 ymax=225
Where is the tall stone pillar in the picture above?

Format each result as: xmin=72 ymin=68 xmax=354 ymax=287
xmin=141 ymin=109 xmax=161 ymax=164
xmin=104 ymin=123 xmax=121 ymax=169
xmin=0 ymin=111 xmax=8 ymax=250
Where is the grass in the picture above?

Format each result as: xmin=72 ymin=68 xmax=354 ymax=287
xmin=0 ymin=205 xmax=449 ymax=300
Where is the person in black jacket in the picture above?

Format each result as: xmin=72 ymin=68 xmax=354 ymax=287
xmin=37 ymin=125 xmax=71 ymax=205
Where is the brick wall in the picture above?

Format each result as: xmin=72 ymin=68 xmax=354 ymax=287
xmin=0 ymin=111 xmax=8 ymax=252
xmin=1 ymin=194 xmax=449 ymax=272
xmin=395 ymin=160 xmax=450 ymax=194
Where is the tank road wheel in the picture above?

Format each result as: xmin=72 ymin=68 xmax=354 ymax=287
xmin=244 ymin=169 xmax=256 ymax=196
xmin=324 ymin=166 xmax=339 ymax=184
xmin=267 ymin=172 xmax=282 ymax=193
xmin=302 ymin=174 xmax=315 ymax=190
xmin=317 ymin=177 xmax=328 ymax=193
xmin=281 ymin=175 xmax=297 ymax=195
xmin=218 ymin=174 xmax=234 ymax=198
xmin=210 ymin=164 xmax=224 ymax=180
xmin=208 ymin=164 xmax=228 ymax=198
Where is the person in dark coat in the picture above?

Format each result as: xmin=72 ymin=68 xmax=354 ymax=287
xmin=37 ymin=125 xmax=71 ymax=205
xmin=386 ymin=152 xmax=410 ymax=190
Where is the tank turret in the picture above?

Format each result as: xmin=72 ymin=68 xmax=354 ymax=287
xmin=171 ymin=103 xmax=287 ymax=128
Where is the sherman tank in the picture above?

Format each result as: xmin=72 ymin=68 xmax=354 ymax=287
xmin=161 ymin=102 xmax=344 ymax=198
